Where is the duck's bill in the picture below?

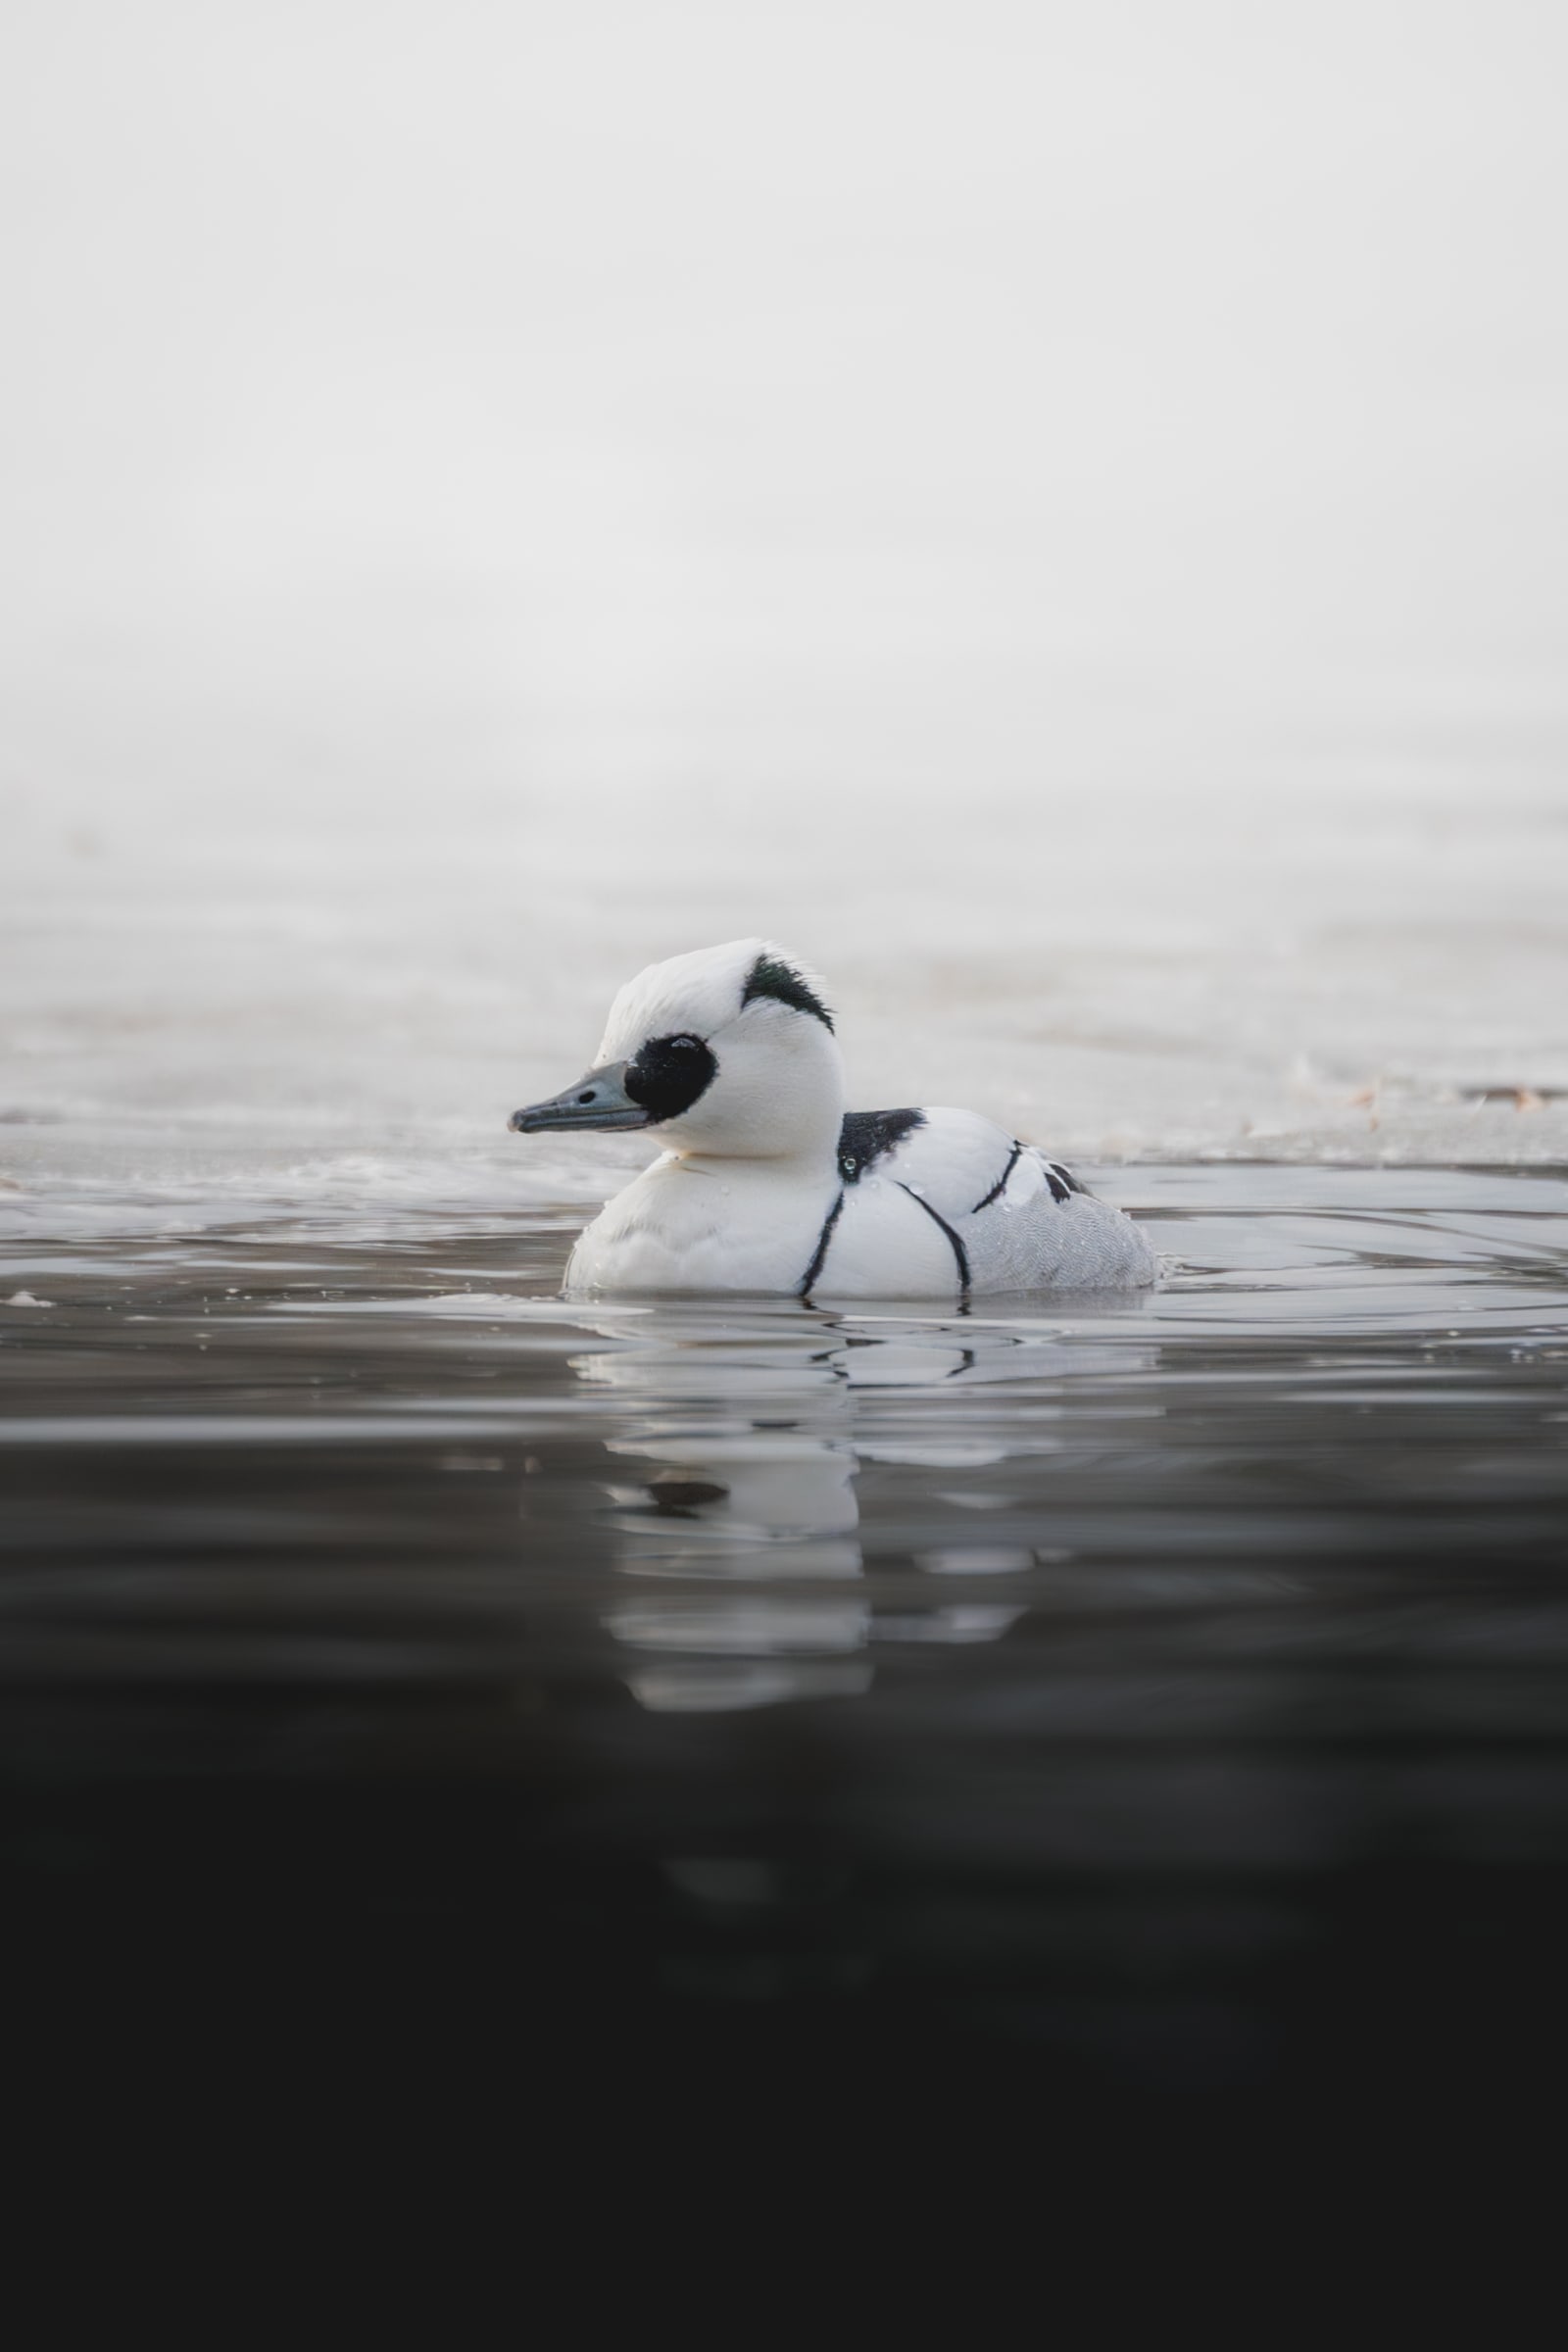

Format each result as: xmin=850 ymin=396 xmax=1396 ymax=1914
xmin=509 ymin=1062 xmax=651 ymax=1133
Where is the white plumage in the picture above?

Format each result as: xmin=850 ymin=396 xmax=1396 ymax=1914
xmin=510 ymin=939 xmax=1156 ymax=1298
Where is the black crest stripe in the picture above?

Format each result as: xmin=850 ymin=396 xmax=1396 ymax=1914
xmin=799 ymin=1190 xmax=846 ymax=1297
xmin=897 ymin=1182 xmax=970 ymax=1294
xmin=971 ymin=1140 xmax=1023 ymax=1213
xmin=742 ymin=954 xmax=834 ymax=1031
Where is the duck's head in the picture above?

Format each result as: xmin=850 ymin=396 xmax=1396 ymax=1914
xmin=510 ymin=940 xmax=844 ymax=1159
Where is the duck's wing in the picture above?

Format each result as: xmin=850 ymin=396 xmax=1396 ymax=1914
xmin=831 ymin=1106 xmax=1151 ymax=1294
xmin=838 ymin=1106 xmax=1083 ymax=1217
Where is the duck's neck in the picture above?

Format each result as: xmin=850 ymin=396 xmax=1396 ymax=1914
xmin=672 ymin=1133 xmax=840 ymax=1182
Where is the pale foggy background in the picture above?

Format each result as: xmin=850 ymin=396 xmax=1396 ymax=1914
xmin=5 ymin=0 xmax=1567 ymax=1221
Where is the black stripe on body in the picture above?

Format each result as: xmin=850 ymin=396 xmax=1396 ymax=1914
xmin=898 ymin=1182 xmax=970 ymax=1294
xmin=798 ymin=1190 xmax=846 ymax=1297
xmin=1042 ymin=1161 xmax=1073 ymax=1203
xmin=971 ymin=1141 xmax=1022 ymax=1213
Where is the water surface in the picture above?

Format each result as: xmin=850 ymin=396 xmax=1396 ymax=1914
xmin=4 ymin=1162 xmax=1566 ymax=2118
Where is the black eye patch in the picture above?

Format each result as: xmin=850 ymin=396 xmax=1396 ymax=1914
xmin=623 ymin=1032 xmax=717 ymax=1123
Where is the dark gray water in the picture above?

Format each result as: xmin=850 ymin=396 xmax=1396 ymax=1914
xmin=4 ymin=1162 xmax=1567 ymax=2131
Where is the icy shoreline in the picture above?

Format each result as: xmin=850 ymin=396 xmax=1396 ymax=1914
xmin=5 ymin=773 xmax=1566 ymax=1185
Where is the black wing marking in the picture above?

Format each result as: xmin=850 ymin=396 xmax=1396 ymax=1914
xmin=971 ymin=1140 xmax=1022 ymax=1213
xmin=972 ymin=1144 xmax=1084 ymax=1211
xmin=837 ymin=1107 xmax=926 ymax=1185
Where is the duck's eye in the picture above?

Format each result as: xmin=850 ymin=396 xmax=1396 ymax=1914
xmin=623 ymin=1030 xmax=718 ymax=1122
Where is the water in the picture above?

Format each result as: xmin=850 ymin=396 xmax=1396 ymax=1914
xmin=6 ymin=1160 xmax=1566 ymax=2128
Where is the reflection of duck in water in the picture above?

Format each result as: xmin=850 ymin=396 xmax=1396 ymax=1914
xmin=598 ymin=1426 xmax=1028 ymax=1714
xmin=511 ymin=939 xmax=1155 ymax=1298
xmin=602 ymin=1433 xmax=862 ymax=1580
xmin=564 ymin=1307 xmax=1160 ymax=1712
xmin=601 ymin=1430 xmax=873 ymax=1712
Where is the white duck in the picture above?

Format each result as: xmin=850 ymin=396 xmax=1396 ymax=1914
xmin=510 ymin=940 xmax=1155 ymax=1298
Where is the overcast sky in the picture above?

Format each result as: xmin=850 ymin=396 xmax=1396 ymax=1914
xmin=6 ymin=0 xmax=1566 ymax=836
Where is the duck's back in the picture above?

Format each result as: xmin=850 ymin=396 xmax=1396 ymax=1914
xmin=817 ymin=1106 xmax=1155 ymax=1298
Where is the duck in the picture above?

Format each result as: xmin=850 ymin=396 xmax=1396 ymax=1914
xmin=509 ymin=939 xmax=1156 ymax=1298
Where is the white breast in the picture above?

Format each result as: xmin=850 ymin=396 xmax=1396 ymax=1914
xmin=565 ymin=1152 xmax=841 ymax=1296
